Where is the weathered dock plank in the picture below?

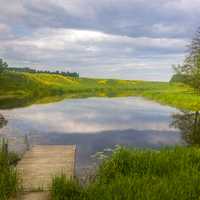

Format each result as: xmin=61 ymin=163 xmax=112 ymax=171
xmin=13 ymin=192 xmax=50 ymax=200
xmin=17 ymin=145 xmax=76 ymax=192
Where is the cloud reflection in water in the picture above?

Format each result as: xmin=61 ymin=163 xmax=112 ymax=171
xmin=0 ymin=97 xmax=183 ymax=172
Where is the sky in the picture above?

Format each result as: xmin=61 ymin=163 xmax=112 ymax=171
xmin=0 ymin=0 xmax=199 ymax=81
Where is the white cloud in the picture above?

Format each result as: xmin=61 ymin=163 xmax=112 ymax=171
xmin=0 ymin=27 xmax=187 ymax=80
xmin=5 ymin=28 xmax=187 ymax=51
xmin=0 ymin=0 xmax=199 ymax=80
xmin=0 ymin=0 xmax=26 ymax=19
xmin=0 ymin=23 xmax=10 ymax=33
xmin=165 ymin=0 xmax=200 ymax=12
xmin=152 ymin=23 xmax=184 ymax=35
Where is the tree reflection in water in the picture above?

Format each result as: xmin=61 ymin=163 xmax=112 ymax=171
xmin=0 ymin=113 xmax=7 ymax=129
xmin=171 ymin=111 xmax=200 ymax=145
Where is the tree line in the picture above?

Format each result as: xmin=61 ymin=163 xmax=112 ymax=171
xmin=0 ymin=60 xmax=79 ymax=78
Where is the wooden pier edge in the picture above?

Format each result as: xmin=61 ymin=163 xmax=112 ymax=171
xmin=17 ymin=145 xmax=76 ymax=192
xmin=73 ymin=145 xmax=77 ymax=179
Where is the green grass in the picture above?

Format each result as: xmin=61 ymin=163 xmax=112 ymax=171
xmin=0 ymin=151 xmax=20 ymax=200
xmin=51 ymin=147 xmax=200 ymax=200
xmin=0 ymin=71 xmax=200 ymax=110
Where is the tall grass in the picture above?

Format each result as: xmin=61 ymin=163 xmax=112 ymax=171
xmin=52 ymin=176 xmax=84 ymax=200
xmin=0 ymin=151 xmax=20 ymax=200
xmin=51 ymin=147 xmax=200 ymax=200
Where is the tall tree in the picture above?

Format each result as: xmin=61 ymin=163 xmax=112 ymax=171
xmin=174 ymin=27 xmax=200 ymax=92
xmin=0 ymin=58 xmax=8 ymax=73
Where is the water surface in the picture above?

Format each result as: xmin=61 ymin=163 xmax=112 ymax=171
xmin=0 ymin=97 xmax=187 ymax=173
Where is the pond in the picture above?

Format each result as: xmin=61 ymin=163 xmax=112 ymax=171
xmin=0 ymin=97 xmax=198 ymax=175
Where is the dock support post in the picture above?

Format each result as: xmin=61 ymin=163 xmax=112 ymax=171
xmin=0 ymin=137 xmax=8 ymax=155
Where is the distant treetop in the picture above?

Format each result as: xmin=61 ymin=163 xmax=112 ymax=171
xmin=0 ymin=58 xmax=79 ymax=78
xmin=8 ymin=66 xmax=79 ymax=78
xmin=0 ymin=58 xmax=8 ymax=73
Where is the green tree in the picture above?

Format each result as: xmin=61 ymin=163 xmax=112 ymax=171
xmin=173 ymin=27 xmax=200 ymax=92
xmin=0 ymin=58 xmax=8 ymax=73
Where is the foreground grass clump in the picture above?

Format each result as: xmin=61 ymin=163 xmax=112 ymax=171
xmin=52 ymin=176 xmax=84 ymax=200
xmin=0 ymin=151 xmax=20 ymax=200
xmin=52 ymin=147 xmax=200 ymax=200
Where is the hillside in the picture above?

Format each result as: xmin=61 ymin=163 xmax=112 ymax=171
xmin=0 ymin=72 xmax=200 ymax=110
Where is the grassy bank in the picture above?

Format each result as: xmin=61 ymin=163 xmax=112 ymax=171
xmin=51 ymin=147 xmax=200 ymax=200
xmin=0 ymin=71 xmax=200 ymax=110
xmin=0 ymin=151 xmax=20 ymax=200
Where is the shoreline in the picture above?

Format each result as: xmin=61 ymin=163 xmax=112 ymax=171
xmin=0 ymin=71 xmax=200 ymax=111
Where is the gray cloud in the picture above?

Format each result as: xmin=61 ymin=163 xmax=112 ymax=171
xmin=0 ymin=0 xmax=199 ymax=80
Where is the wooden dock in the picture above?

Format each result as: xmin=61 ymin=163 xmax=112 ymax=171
xmin=16 ymin=145 xmax=76 ymax=199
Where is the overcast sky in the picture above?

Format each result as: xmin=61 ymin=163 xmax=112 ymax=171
xmin=0 ymin=0 xmax=199 ymax=81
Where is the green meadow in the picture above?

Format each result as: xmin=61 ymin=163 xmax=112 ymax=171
xmin=0 ymin=71 xmax=200 ymax=110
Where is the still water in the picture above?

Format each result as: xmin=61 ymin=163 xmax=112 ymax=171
xmin=0 ymin=97 xmax=195 ymax=173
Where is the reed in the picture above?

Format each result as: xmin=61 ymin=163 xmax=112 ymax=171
xmin=0 ymin=144 xmax=20 ymax=200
